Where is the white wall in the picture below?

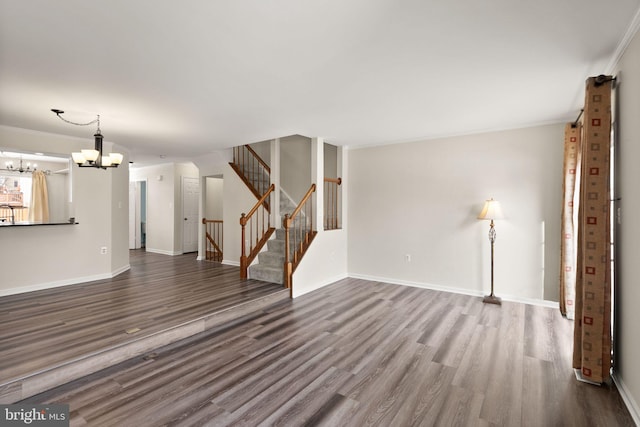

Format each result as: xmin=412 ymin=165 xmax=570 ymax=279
xmin=281 ymin=135 xmax=311 ymax=202
xmin=348 ymin=123 xmax=563 ymax=303
xmin=129 ymin=162 xmax=198 ymax=255
xmin=293 ymin=140 xmax=348 ymax=296
xmin=293 ymin=230 xmax=348 ymax=297
xmin=205 ymin=177 xmax=223 ymax=220
xmin=250 ymin=140 xmax=271 ymax=167
xmin=324 ymin=143 xmax=338 ymax=179
xmin=222 ymin=162 xmax=261 ymax=265
xmin=131 ymin=163 xmax=176 ymax=254
xmin=0 ymin=125 xmax=129 ymax=295
xmin=613 ymin=25 xmax=640 ymax=422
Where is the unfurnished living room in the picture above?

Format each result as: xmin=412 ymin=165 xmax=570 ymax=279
xmin=1 ymin=1 xmax=640 ymax=426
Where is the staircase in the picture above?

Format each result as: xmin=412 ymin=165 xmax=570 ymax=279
xmin=232 ymin=144 xmax=316 ymax=290
xmin=248 ymin=191 xmax=298 ymax=285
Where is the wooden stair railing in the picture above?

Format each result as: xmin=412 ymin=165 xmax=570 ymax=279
xmin=202 ymin=218 xmax=223 ymax=262
xmin=230 ymin=145 xmax=271 ymax=210
xmin=324 ymin=177 xmax=342 ymax=230
xmin=240 ymin=183 xmax=276 ymax=279
xmin=283 ymin=184 xmax=317 ymax=296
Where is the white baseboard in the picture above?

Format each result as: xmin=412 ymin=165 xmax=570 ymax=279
xmin=145 ymin=248 xmax=182 ymax=256
xmin=112 ymin=264 xmax=131 ymax=277
xmin=612 ymin=373 xmax=640 ymax=425
xmin=222 ymin=259 xmax=240 ymax=267
xmin=347 ymin=273 xmax=559 ymax=309
xmin=292 ymin=273 xmax=349 ymax=298
xmin=0 ymin=265 xmax=131 ymax=297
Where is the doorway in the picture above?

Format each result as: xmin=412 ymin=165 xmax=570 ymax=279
xmin=182 ymin=176 xmax=199 ymax=253
xmin=129 ymin=180 xmax=147 ymax=249
xmin=203 ymin=175 xmax=224 ymax=261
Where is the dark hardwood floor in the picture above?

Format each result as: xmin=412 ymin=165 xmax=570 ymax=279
xmin=0 ymin=250 xmax=285 ymax=399
xmin=12 ymin=253 xmax=634 ymax=426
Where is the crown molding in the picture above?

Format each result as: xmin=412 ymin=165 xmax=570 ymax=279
xmin=606 ymin=5 xmax=640 ymax=74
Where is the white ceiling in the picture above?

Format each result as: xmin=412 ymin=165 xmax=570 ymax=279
xmin=1 ymin=1 xmax=639 ymax=165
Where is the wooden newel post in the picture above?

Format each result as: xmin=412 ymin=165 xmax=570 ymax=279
xmin=240 ymin=213 xmax=247 ymax=279
xmin=283 ymin=214 xmax=292 ymax=291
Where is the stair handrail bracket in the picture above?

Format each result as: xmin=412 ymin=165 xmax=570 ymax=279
xmin=240 ymin=183 xmax=276 ymax=279
xmin=283 ymin=183 xmax=318 ymax=295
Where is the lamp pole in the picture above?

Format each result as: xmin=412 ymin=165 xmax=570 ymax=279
xmin=478 ymin=198 xmax=503 ymax=305
xmin=483 ymin=218 xmax=501 ymax=305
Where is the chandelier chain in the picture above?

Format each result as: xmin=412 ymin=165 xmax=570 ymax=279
xmin=55 ymin=112 xmax=101 ymax=132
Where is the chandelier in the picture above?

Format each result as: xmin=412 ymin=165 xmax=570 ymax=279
xmin=4 ymin=157 xmax=36 ymax=173
xmin=51 ymin=109 xmax=123 ymax=169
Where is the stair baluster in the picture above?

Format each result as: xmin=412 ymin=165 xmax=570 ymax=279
xmin=283 ymin=184 xmax=317 ymax=296
xmin=202 ymin=218 xmax=223 ymax=261
xmin=324 ymin=177 xmax=342 ymax=230
xmin=230 ymin=145 xmax=271 ymax=210
xmin=240 ymin=184 xmax=275 ymax=279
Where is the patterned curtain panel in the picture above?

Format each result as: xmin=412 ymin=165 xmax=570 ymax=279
xmin=572 ymin=76 xmax=612 ymax=384
xmin=560 ymin=123 xmax=581 ymax=320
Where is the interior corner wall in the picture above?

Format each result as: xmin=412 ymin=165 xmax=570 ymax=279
xmin=612 ymin=25 xmax=640 ymax=422
xmin=347 ymin=123 xmax=563 ymax=302
xmin=110 ymin=144 xmax=130 ymax=273
xmin=281 ymin=135 xmax=311 ymax=202
xmin=0 ymin=126 xmax=129 ymax=295
xmin=130 ymin=163 xmax=176 ymax=255
xmin=250 ymin=140 xmax=271 ymax=167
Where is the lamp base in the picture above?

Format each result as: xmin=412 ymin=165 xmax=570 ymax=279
xmin=483 ymin=295 xmax=502 ymax=305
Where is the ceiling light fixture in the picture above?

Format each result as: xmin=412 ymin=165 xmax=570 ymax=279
xmin=3 ymin=157 xmax=37 ymax=173
xmin=51 ymin=109 xmax=123 ymax=169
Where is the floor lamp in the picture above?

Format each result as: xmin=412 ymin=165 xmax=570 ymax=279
xmin=478 ymin=198 xmax=504 ymax=305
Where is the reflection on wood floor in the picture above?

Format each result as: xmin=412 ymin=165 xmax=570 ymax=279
xmin=12 ymin=254 xmax=634 ymax=426
xmin=0 ymin=250 xmax=286 ymax=402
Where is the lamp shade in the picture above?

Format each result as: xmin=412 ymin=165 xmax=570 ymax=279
xmin=81 ymin=149 xmax=100 ymax=162
xmin=478 ymin=198 xmax=504 ymax=220
xmin=71 ymin=152 xmax=86 ymax=165
xmin=109 ymin=152 xmax=124 ymax=165
xmin=101 ymin=155 xmax=113 ymax=167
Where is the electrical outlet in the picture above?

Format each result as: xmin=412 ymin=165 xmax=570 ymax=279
xmin=101 ymin=246 xmax=108 ymax=255
xmin=405 ymin=254 xmax=411 ymax=262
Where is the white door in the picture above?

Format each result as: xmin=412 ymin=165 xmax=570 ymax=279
xmin=182 ymin=177 xmax=199 ymax=253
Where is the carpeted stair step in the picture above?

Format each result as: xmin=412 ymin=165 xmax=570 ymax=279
xmin=258 ymin=250 xmax=284 ymax=267
xmin=249 ymin=264 xmax=283 ymax=285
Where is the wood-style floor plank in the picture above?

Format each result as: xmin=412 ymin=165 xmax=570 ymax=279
xmin=11 ymin=254 xmax=636 ymax=426
xmin=0 ymin=250 xmax=284 ymax=387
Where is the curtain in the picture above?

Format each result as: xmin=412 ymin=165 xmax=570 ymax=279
xmin=560 ymin=123 xmax=581 ymax=320
xmin=572 ymin=76 xmax=613 ymax=384
xmin=29 ymin=170 xmax=49 ymax=223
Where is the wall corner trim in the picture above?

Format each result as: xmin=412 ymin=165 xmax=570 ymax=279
xmin=612 ymin=373 xmax=640 ymax=426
